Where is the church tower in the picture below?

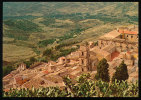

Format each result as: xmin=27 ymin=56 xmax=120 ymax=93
xmin=79 ymin=43 xmax=90 ymax=71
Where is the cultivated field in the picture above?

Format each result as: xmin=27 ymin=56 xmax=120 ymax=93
xmin=3 ymin=44 xmax=36 ymax=62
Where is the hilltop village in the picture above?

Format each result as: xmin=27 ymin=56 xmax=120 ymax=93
xmin=3 ymin=25 xmax=138 ymax=91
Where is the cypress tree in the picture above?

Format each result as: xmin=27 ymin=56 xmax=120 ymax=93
xmin=95 ymin=58 xmax=110 ymax=82
xmin=112 ymin=60 xmax=129 ymax=82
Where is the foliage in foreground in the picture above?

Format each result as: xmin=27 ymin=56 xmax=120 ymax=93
xmin=3 ymin=73 xmax=138 ymax=97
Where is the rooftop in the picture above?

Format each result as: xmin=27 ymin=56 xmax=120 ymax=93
xmin=99 ymin=30 xmax=121 ymax=40
xmin=118 ymin=25 xmax=138 ymax=35
xmin=102 ymin=44 xmax=115 ymax=52
xmin=90 ymin=46 xmax=110 ymax=57
xmin=120 ymin=30 xmax=138 ymax=35
xmin=48 ymin=61 xmax=57 ymax=65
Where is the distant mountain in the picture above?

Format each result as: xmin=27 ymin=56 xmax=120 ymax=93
xmin=3 ymin=2 xmax=138 ymax=18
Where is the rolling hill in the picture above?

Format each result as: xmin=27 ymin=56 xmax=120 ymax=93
xmin=3 ymin=2 xmax=138 ymax=17
xmin=3 ymin=2 xmax=138 ymax=65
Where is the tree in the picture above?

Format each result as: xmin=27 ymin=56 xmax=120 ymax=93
xmin=43 ymin=48 xmax=52 ymax=56
xmin=112 ymin=60 xmax=129 ymax=82
xmin=23 ymin=61 xmax=32 ymax=68
xmin=94 ymin=41 xmax=98 ymax=46
xmin=95 ymin=58 xmax=110 ymax=82
xmin=30 ymin=57 xmax=37 ymax=63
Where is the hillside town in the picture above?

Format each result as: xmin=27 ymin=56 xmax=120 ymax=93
xmin=3 ymin=25 xmax=138 ymax=91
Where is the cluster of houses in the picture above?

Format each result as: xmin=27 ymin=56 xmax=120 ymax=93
xmin=3 ymin=25 xmax=138 ymax=91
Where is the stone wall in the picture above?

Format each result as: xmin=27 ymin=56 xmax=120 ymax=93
xmin=89 ymin=42 xmax=94 ymax=48
xmin=79 ymin=58 xmax=88 ymax=66
xmin=79 ymin=50 xmax=89 ymax=58
xmin=99 ymin=39 xmax=138 ymax=53
xmin=125 ymin=34 xmax=138 ymax=42
xmin=58 ymin=57 xmax=67 ymax=64
xmin=116 ymin=46 xmax=122 ymax=52
xmin=105 ymin=54 xmax=111 ymax=62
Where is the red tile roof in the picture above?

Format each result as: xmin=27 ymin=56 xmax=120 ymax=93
xmin=15 ymin=76 xmax=22 ymax=82
xmin=59 ymin=57 xmax=66 ymax=59
xmin=43 ymin=70 xmax=48 ymax=74
xmin=127 ymin=51 xmax=131 ymax=54
xmin=124 ymin=30 xmax=137 ymax=35
xmin=119 ymin=29 xmax=138 ymax=35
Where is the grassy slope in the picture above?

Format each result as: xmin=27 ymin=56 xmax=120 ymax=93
xmin=3 ymin=44 xmax=36 ymax=62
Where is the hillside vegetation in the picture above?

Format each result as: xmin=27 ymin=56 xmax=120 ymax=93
xmin=3 ymin=2 xmax=138 ymax=65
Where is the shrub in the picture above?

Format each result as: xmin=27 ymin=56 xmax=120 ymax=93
xmin=55 ymin=41 xmax=80 ymax=50
xmin=30 ymin=57 xmax=37 ymax=63
xmin=43 ymin=48 xmax=52 ymax=56
xmin=94 ymin=41 xmax=98 ymax=46
xmin=3 ymin=65 xmax=15 ymax=76
xmin=38 ymin=39 xmax=56 ymax=47
xmin=23 ymin=61 xmax=32 ymax=69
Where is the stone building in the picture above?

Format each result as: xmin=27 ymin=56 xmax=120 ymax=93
xmin=97 ymin=26 xmax=138 ymax=61
xmin=118 ymin=26 xmax=138 ymax=42
xmin=58 ymin=57 xmax=68 ymax=65
xmin=17 ymin=63 xmax=26 ymax=72
xmin=78 ymin=45 xmax=90 ymax=71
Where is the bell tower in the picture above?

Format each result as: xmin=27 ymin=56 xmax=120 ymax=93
xmin=79 ymin=43 xmax=90 ymax=71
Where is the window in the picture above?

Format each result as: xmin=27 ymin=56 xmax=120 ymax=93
xmin=131 ymin=36 xmax=133 ymax=38
xmin=82 ymin=52 xmax=84 ymax=56
xmin=127 ymin=35 xmax=128 ymax=37
xmin=120 ymin=35 xmax=122 ymax=38
xmin=63 ymin=59 xmax=65 ymax=62
xmin=82 ymin=60 xmax=84 ymax=64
